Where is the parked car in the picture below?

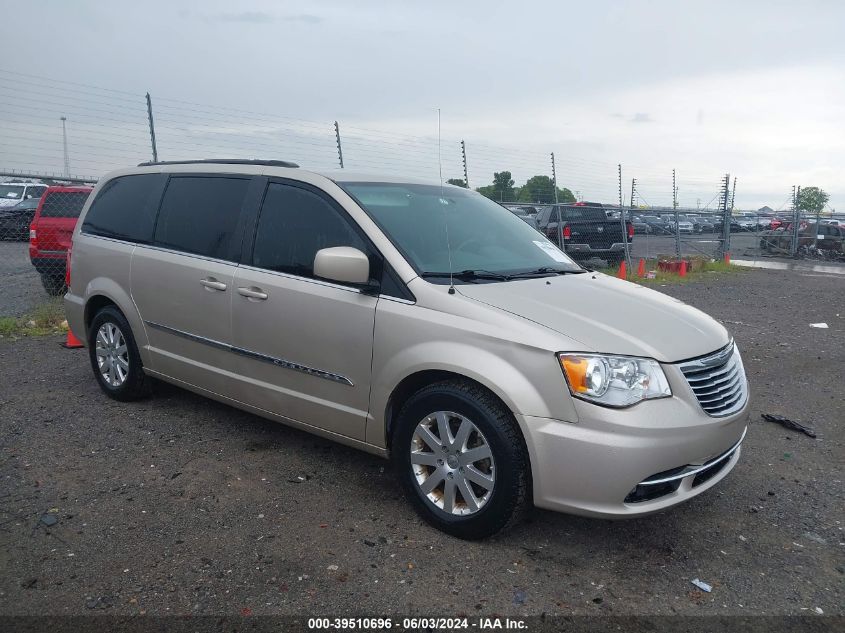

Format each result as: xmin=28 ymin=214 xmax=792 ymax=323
xmin=675 ymin=219 xmax=694 ymax=234
xmin=0 ymin=196 xmax=42 ymax=240
xmin=506 ymin=206 xmax=540 ymax=230
xmin=29 ymin=185 xmax=93 ymax=295
xmin=640 ymin=215 xmax=672 ymax=235
xmin=688 ymin=216 xmax=715 ymax=233
xmin=735 ymin=217 xmax=757 ymax=232
xmin=759 ymin=222 xmax=843 ymax=254
xmin=65 ymin=159 xmax=749 ymax=539
xmin=712 ymin=217 xmax=741 ymax=233
xmin=534 ymin=202 xmax=633 ymax=266
xmin=0 ymin=182 xmax=48 ymax=208
xmin=630 ymin=216 xmax=652 ymax=234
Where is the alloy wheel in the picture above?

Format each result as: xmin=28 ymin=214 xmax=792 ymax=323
xmin=95 ymin=322 xmax=129 ymax=387
xmin=410 ymin=411 xmax=495 ymax=516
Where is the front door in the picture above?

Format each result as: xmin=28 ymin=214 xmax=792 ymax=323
xmin=231 ymin=180 xmax=378 ymax=440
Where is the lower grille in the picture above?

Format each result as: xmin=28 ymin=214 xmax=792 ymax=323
xmin=678 ymin=343 xmax=748 ymax=417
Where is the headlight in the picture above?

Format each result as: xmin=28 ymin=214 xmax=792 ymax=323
xmin=558 ymin=353 xmax=671 ymax=407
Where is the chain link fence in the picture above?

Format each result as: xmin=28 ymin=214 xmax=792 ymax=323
xmin=1 ymin=69 xmax=842 ymax=317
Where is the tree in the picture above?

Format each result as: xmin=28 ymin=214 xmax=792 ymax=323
xmin=796 ymin=186 xmax=829 ymax=215
xmin=517 ymin=175 xmax=576 ymax=204
xmin=475 ymin=170 xmax=516 ymax=201
xmin=446 ymin=178 xmax=467 ymax=188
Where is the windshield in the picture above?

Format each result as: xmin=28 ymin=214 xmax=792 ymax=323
xmin=341 ymin=182 xmax=581 ymax=279
xmin=0 ymin=185 xmax=24 ymax=200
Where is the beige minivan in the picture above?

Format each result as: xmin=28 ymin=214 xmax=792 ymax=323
xmin=65 ymin=159 xmax=749 ymax=539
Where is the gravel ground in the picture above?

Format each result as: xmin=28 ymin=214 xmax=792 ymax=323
xmin=0 ymin=267 xmax=842 ymax=619
xmin=0 ymin=241 xmax=51 ymax=317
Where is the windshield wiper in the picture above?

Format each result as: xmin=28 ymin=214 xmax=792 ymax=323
xmin=421 ymin=269 xmax=510 ymax=282
xmin=506 ymin=267 xmax=586 ymax=279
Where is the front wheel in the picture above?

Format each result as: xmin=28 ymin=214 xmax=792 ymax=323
xmin=392 ymin=380 xmax=529 ymax=539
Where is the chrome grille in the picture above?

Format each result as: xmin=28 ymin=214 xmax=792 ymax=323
xmin=678 ymin=343 xmax=748 ymax=417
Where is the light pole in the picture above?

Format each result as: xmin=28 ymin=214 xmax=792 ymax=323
xmin=60 ymin=116 xmax=70 ymax=177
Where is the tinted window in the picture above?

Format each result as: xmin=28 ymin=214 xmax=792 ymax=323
xmin=252 ymin=182 xmax=370 ymax=280
xmin=40 ymin=191 xmax=90 ymax=218
xmin=82 ymin=174 xmax=162 ymax=242
xmin=26 ymin=186 xmax=47 ymax=199
xmin=154 ymin=176 xmax=250 ymax=261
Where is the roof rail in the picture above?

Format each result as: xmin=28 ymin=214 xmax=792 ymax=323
xmin=137 ymin=159 xmax=299 ymax=168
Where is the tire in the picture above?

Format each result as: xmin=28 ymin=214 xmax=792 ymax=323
xmin=40 ymin=274 xmax=66 ymax=297
xmin=87 ymin=305 xmax=150 ymax=401
xmin=392 ymin=379 xmax=529 ymax=539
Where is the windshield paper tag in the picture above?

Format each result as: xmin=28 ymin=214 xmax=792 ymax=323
xmin=533 ymin=240 xmax=568 ymax=262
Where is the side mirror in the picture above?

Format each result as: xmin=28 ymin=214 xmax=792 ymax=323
xmin=313 ymin=246 xmax=370 ymax=285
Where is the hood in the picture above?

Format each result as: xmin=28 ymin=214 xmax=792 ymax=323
xmin=457 ymin=273 xmax=730 ymax=363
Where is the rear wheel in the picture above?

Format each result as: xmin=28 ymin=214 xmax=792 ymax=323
xmin=88 ymin=305 xmax=150 ymax=401
xmin=392 ymin=379 xmax=529 ymax=539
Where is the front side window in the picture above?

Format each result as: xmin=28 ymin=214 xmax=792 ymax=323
xmin=252 ymin=182 xmax=370 ymax=280
xmin=154 ymin=176 xmax=250 ymax=261
xmin=340 ymin=183 xmax=581 ymax=280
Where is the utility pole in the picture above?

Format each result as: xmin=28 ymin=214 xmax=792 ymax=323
xmin=461 ymin=140 xmax=469 ymax=189
xmin=60 ymin=116 xmax=70 ymax=177
xmin=672 ymin=169 xmax=678 ymax=210
xmin=145 ymin=93 xmax=158 ymax=163
xmin=718 ymin=173 xmax=731 ymax=259
xmin=672 ymin=169 xmax=681 ymax=258
xmin=619 ymin=164 xmax=631 ymax=270
xmin=551 ymin=152 xmax=562 ymax=249
xmin=790 ymin=185 xmax=801 ymax=256
xmin=334 ymin=121 xmax=344 ymax=168
xmin=730 ymin=177 xmax=737 ymax=213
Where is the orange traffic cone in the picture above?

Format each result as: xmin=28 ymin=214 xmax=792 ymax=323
xmin=679 ymin=260 xmax=687 ymax=277
xmin=637 ymin=258 xmax=646 ymax=277
xmin=617 ymin=259 xmax=627 ymax=279
xmin=724 ymin=251 xmax=731 ymax=264
xmin=61 ymin=329 xmax=84 ymax=349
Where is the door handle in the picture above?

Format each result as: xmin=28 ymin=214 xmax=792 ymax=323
xmin=200 ymin=277 xmax=228 ymax=291
xmin=237 ymin=286 xmax=268 ymax=300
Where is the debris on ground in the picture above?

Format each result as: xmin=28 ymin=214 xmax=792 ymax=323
xmin=38 ymin=513 xmax=58 ymax=527
xmin=808 ymin=323 xmax=829 ymax=329
xmin=814 ymin=607 xmax=824 ymax=615
xmin=761 ymin=413 xmax=817 ymax=438
xmin=690 ymin=578 xmax=712 ymax=592
xmin=513 ymin=589 xmax=526 ymax=605
xmin=287 ymin=475 xmax=308 ymax=483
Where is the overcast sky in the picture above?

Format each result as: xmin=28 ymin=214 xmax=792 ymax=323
xmin=1 ymin=0 xmax=843 ymax=210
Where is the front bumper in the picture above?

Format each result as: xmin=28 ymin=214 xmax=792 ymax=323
xmin=520 ymin=367 xmax=750 ymax=518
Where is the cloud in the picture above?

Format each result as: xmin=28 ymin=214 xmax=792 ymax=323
xmin=630 ymin=113 xmax=653 ymax=124
xmin=216 ymin=11 xmax=275 ymax=24
xmin=213 ymin=12 xmax=322 ymax=25
xmin=281 ymin=14 xmax=323 ymax=24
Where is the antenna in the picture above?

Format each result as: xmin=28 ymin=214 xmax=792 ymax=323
xmin=437 ymin=108 xmax=455 ymax=294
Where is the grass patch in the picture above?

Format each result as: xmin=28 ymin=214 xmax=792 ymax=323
xmin=598 ymin=257 xmax=748 ymax=285
xmin=0 ymin=297 xmax=67 ymax=340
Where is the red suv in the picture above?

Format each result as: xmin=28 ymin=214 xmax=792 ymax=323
xmin=29 ymin=185 xmax=93 ymax=295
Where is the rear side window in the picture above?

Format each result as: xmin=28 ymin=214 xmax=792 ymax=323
xmin=39 ymin=191 xmax=90 ymax=218
xmin=252 ymin=182 xmax=370 ymax=279
xmin=26 ymin=186 xmax=47 ymax=199
xmin=82 ymin=174 xmax=162 ymax=242
xmin=154 ymin=176 xmax=250 ymax=261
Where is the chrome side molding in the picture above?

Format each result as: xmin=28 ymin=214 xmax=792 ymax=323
xmin=144 ymin=320 xmax=354 ymax=387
